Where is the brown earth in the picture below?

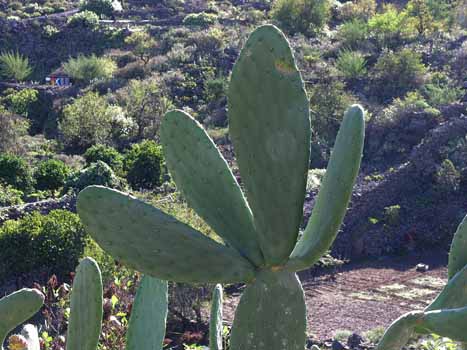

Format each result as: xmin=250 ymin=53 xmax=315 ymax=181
xmin=222 ymin=251 xmax=448 ymax=340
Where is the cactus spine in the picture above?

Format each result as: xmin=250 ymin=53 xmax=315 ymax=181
xmin=377 ymin=214 xmax=467 ymax=350
xmin=77 ymin=24 xmax=365 ymax=350
xmin=126 ymin=276 xmax=168 ymax=350
xmin=210 ymin=285 xmax=223 ymax=350
xmin=0 ymin=289 xmax=44 ymax=350
xmin=66 ymin=257 xmax=103 ymax=350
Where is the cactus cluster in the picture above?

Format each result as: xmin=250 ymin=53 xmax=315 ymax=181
xmin=77 ymin=24 xmax=365 ymax=350
xmin=377 ymin=216 xmax=467 ymax=350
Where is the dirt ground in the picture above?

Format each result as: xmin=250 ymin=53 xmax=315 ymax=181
xmin=222 ymin=251 xmax=448 ymax=340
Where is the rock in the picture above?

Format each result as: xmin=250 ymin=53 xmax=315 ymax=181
xmin=347 ymin=333 xmax=364 ymax=348
xmin=332 ymin=339 xmax=346 ymax=350
xmin=416 ymin=263 xmax=429 ymax=272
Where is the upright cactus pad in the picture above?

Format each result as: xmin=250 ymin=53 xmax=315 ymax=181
xmin=377 ymin=213 xmax=467 ymax=350
xmin=228 ymin=25 xmax=310 ymax=266
xmin=67 ymin=257 xmax=103 ymax=350
xmin=126 ymin=276 xmax=168 ymax=350
xmin=77 ymin=24 xmax=365 ymax=350
xmin=209 ymin=285 xmax=223 ymax=350
xmin=0 ymin=289 xmax=44 ymax=349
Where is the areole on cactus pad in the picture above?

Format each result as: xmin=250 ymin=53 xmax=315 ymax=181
xmin=77 ymin=24 xmax=365 ymax=350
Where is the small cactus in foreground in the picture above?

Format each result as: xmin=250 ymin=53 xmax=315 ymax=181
xmin=377 ymin=215 xmax=467 ymax=350
xmin=77 ymin=24 xmax=365 ymax=350
xmin=0 ymin=289 xmax=44 ymax=350
xmin=210 ymin=285 xmax=223 ymax=350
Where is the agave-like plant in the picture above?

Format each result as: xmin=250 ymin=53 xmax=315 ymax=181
xmin=0 ymin=51 xmax=32 ymax=82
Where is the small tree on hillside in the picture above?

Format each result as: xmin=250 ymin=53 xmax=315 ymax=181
xmin=124 ymin=31 xmax=157 ymax=66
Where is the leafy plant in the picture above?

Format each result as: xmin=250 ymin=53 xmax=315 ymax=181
xmin=34 ymin=159 xmax=71 ymax=191
xmin=1 ymin=88 xmax=38 ymax=118
xmin=67 ymin=10 xmax=99 ymax=29
xmin=270 ymin=0 xmax=331 ymax=36
xmin=124 ymin=31 xmax=157 ymax=65
xmin=336 ymin=50 xmax=367 ymax=80
xmin=337 ymin=19 xmax=368 ymax=50
xmin=0 ymin=153 xmax=33 ymax=192
xmin=84 ymin=144 xmax=123 ymax=171
xmin=63 ymin=54 xmax=116 ymax=83
xmin=0 ymin=51 xmax=32 ymax=82
xmin=80 ymin=0 xmax=114 ymax=18
xmin=77 ymin=25 xmax=365 ymax=350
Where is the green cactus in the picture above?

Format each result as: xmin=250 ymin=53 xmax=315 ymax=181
xmin=77 ymin=24 xmax=365 ymax=350
xmin=126 ymin=276 xmax=168 ymax=350
xmin=0 ymin=289 xmax=44 ymax=350
xmin=210 ymin=285 xmax=223 ymax=350
xmin=377 ymin=214 xmax=467 ymax=350
xmin=67 ymin=257 xmax=103 ymax=350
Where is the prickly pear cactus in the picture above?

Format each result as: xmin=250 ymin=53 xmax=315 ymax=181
xmin=377 ymin=214 xmax=467 ymax=350
xmin=77 ymin=25 xmax=365 ymax=350
xmin=0 ymin=289 xmax=44 ymax=350
xmin=67 ymin=257 xmax=103 ymax=350
xmin=126 ymin=276 xmax=168 ymax=350
xmin=210 ymin=285 xmax=223 ymax=350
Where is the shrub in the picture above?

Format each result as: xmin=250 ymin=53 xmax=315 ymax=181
xmin=80 ymin=0 xmax=114 ymax=18
xmin=422 ymin=72 xmax=464 ymax=107
xmin=59 ymin=92 xmax=116 ymax=151
xmin=0 ymin=107 xmax=29 ymax=154
xmin=0 ymin=210 xmax=87 ymax=282
xmin=63 ymin=54 xmax=116 ymax=83
xmin=337 ymin=0 xmax=376 ymax=21
xmin=1 ymin=88 xmax=38 ymax=117
xmin=335 ymin=50 xmax=367 ymax=80
xmin=182 ymin=12 xmax=217 ymax=27
xmin=116 ymin=79 xmax=173 ymax=141
xmin=0 ymin=182 xmax=23 ymax=207
xmin=337 ymin=19 xmax=368 ymax=50
xmin=34 ymin=159 xmax=71 ymax=191
xmin=435 ymin=159 xmax=461 ymax=193
xmin=124 ymin=31 xmax=157 ymax=65
xmin=0 ymin=51 xmax=32 ymax=82
xmin=270 ymin=0 xmax=331 ymax=36
xmin=66 ymin=160 xmax=125 ymax=191
xmin=406 ymin=0 xmax=435 ymax=35
xmin=363 ymin=326 xmax=386 ymax=345
xmin=0 ymin=153 xmax=33 ymax=191
xmin=67 ymin=10 xmax=99 ymax=29
xmin=333 ymin=329 xmax=352 ymax=343
xmin=84 ymin=144 xmax=123 ymax=170
xmin=367 ymin=5 xmax=415 ymax=48
xmin=371 ymin=48 xmax=427 ymax=101
xmin=124 ymin=140 xmax=165 ymax=189
xmin=383 ymin=204 xmax=401 ymax=225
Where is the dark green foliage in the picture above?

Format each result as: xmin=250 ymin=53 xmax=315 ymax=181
xmin=337 ymin=19 xmax=368 ymax=50
xmin=84 ymin=144 xmax=123 ymax=171
xmin=124 ymin=140 xmax=165 ymax=189
xmin=372 ymin=49 xmax=427 ymax=101
xmin=434 ymin=159 xmax=460 ymax=193
xmin=0 ymin=182 xmax=23 ymax=207
xmin=182 ymin=12 xmax=218 ymax=27
xmin=0 ymin=153 xmax=33 ymax=192
xmin=66 ymin=160 xmax=124 ymax=192
xmin=80 ymin=0 xmax=114 ymax=18
xmin=0 ymin=210 xmax=87 ymax=282
xmin=270 ymin=0 xmax=331 ymax=36
xmin=67 ymin=10 xmax=100 ymax=29
xmin=34 ymin=159 xmax=71 ymax=191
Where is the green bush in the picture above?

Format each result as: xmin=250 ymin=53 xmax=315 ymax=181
xmin=0 ymin=153 xmax=33 ymax=192
xmin=337 ymin=0 xmax=376 ymax=21
xmin=0 ymin=182 xmax=23 ymax=207
xmin=270 ymin=0 xmax=331 ymax=36
xmin=34 ymin=159 xmax=71 ymax=191
xmin=0 ymin=51 xmax=32 ymax=82
xmin=0 ymin=107 xmax=29 ymax=154
xmin=335 ymin=50 xmax=367 ymax=80
xmin=124 ymin=31 xmax=157 ymax=65
xmin=63 ymin=54 xmax=116 ymax=83
xmin=371 ymin=48 xmax=427 ymax=101
xmin=80 ymin=0 xmax=114 ymax=18
xmin=435 ymin=159 xmax=461 ymax=193
xmin=367 ymin=4 xmax=415 ymax=48
xmin=124 ymin=140 xmax=165 ymax=189
xmin=66 ymin=160 xmax=125 ymax=192
xmin=67 ymin=10 xmax=99 ymax=29
xmin=1 ymin=88 xmax=38 ymax=117
xmin=59 ymin=91 xmax=120 ymax=151
xmin=337 ymin=19 xmax=368 ymax=50
xmin=422 ymin=72 xmax=464 ymax=107
xmin=0 ymin=210 xmax=87 ymax=282
xmin=84 ymin=144 xmax=123 ymax=171
xmin=182 ymin=12 xmax=218 ymax=27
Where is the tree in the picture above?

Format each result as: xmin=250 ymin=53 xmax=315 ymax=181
xmin=0 ymin=51 xmax=32 ymax=82
xmin=117 ymin=79 xmax=173 ymax=141
xmin=407 ymin=0 xmax=434 ymax=35
xmin=59 ymin=92 xmax=118 ymax=151
xmin=124 ymin=31 xmax=157 ymax=66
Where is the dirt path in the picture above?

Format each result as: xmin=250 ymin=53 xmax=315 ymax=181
xmin=223 ymin=251 xmax=447 ymax=340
